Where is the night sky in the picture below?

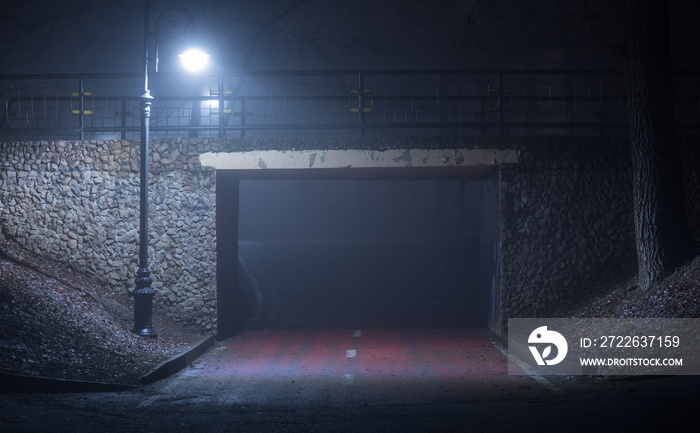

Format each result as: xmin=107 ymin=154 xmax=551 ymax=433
xmin=8 ymin=0 xmax=694 ymax=74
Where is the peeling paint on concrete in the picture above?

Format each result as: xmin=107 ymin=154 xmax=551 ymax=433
xmin=392 ymin=149 xmax=413 ymax=167
xmin=199 ymin=148 xmax=518 ymax=170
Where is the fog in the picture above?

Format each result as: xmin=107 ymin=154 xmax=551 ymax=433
xmin=237 ymin=178 xmax=486 ymax=328
xmin=239 ymin=179 xmax=481 ymax=242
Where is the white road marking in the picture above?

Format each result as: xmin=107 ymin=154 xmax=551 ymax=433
xmin=346 ymin=349 xmax=356 ymax=358
xmin=343 ymin=373 xmax=354 ymax=385
xmin=353 ymin=330 xmax=362 ymax=337
xmin=492 ymin=341 xmax=565 ymax=395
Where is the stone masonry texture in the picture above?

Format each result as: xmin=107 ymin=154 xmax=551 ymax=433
xmin=0 ymin=136 xmax=698 ymax=335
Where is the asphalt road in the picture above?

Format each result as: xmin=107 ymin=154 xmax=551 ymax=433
xmin=1 ymin=240 xmax=697 ymax=432
xmin=1 ymin=342 xmax=697 ymax=432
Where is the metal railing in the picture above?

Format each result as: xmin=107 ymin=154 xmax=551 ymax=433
xmin=1 ymin=70 xmax=699 ymax=140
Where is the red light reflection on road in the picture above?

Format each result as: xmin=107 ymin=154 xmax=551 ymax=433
xmin=187 ymin=327 xmax=547 ymax=406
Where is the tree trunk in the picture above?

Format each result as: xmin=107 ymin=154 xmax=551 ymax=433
xmin=625 ymin=0 xmax=695 ymax=290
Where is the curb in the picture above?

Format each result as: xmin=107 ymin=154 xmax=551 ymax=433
xmin=0 ymin=335 xmax=215 ymax=393
xmin=140 ymin=334 xmax=216 ymax=385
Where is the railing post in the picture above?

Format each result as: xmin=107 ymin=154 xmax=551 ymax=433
xmin=600 ymin=87 xmax=605 ymax=138
xmin=79 ymin=76 xmax=85 ymax=141
xmin=240 ymin=94 xmax=246 ymax=138
xmin=218 ymin=74 xmax=225 ymax=138
xmin=358 ymin=72 xmax=365 ymax=137
xmin=120 ymin=98 xmax=127 ymax=140
xmin=497 ymin=72 xmax=503 ymax=136
xmin=480 ymin=97 xmax=486 ymax=136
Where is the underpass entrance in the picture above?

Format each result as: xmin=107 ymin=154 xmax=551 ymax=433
xmin=215 ymin=163 xmax=502 ymax=339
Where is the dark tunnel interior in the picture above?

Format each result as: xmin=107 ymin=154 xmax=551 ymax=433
xmin=236 ymin=178 xmax=489 ymax=330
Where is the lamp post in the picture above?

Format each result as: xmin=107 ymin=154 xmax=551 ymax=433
xmin=131 ymin=0 xmax=208 ymax=337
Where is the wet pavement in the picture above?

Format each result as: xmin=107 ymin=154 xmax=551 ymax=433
xmin=142 ymin=327 xmax=530 ymax=409
xmin=1 ymin=241 xmax=698 ymax=431
xmin=1 ymin=326 xmax=697 ymax=432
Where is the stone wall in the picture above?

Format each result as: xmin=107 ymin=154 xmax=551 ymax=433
xmin=1 ymin=136 xmax=698 ymax=336
xmin=498 ymin=139 xmax=637 ymax=325
xmin=497 ymin=137 xmax=699 ymax=331
xmin=0 ymin=138 xmax=218 ymax=332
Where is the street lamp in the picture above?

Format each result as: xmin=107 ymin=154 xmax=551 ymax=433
xmin=179 ymin=48 xmax=210 ymax=72
xmin=132 ymin=0 xmax=208 ymax=337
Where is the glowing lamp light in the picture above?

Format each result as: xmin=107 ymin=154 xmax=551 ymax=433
xmin=179 ymin=48 xmax=210 ymax=72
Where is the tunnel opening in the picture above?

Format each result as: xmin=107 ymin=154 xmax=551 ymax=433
xmin=215 ymin=167 xmax=501 ymax=338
